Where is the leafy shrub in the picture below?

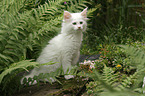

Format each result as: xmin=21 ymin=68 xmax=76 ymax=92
xmin=79 ymin=42 xmax=145 ymax=96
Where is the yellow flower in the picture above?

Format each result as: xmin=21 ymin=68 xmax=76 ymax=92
xmin=116 ymin=64 xmax=122 ymax=68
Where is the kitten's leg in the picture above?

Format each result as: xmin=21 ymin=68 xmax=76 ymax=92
xmin=63 ymin=51 xmax=80 ymax=79
xmin=62 ymin=54 xmax=75 ymax=79
xmin=72 ymin=51 xmax=80 ymax=65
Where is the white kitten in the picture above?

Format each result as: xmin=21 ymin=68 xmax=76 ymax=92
xmin=21 ymin=8 xmax=88 ymax=84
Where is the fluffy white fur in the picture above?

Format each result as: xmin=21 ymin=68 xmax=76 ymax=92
xmin=21 ymin=8 xmax=88 ymax=84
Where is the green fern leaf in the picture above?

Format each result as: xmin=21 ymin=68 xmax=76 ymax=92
xmin=0 ymin=53 xmax=14 ymax=63
xmin=120 ymin=45 xmax=145 ymax=68
xmin=0 ymin=60 xmax=39 ymax=83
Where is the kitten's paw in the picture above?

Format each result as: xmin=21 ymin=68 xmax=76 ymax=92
xmin=64 ymin=75 xmax=74 ymax=80
xmin=21 ymin=77 xmax=26 ymax=85
xmin=29 ymin=80 xmax=37 ymax=85
xmin=42 ymin=78 xmax=56 ymax=83
xmin=21 ymin=77 xmax=37 ymax=85
xmin=50 ymin=77 xmax=56 ymax=82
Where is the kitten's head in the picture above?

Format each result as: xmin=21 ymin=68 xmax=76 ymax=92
xmin=62 ymin=8 xmax=88 ymax=33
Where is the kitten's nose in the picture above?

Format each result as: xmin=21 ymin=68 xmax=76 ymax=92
xmin=78 ymin=27 xmax=81 ymax=29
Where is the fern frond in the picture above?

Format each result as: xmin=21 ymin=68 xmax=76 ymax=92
xmin=119 ymin=45 xmax=145 ymax=89
xmin=100 ymin=90 xmax=144 ymax=96
xmin=120 ymin=45 xmax=145 ymax=69
xmin=102 ymin=65 xmax=119 ymax=86
xmin=8 ymin=0 xmax=26 ymax=16
xmin=117 ymin=74 xmax=135 ymax=90
xmin=0 ymin=60 xmax=39 ymax=83
xmin=0 ymin=0 xmax=26 ymax=19
xmin=33 ymin=0 xmax=70 ymax=19
xmin=87 ymin=8 xmax=98 ymax=17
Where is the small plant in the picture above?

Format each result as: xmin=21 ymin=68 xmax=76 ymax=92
xmin=79 ymin=42 xmax=145 ymax=96
xmin=94 ymin=44 xmax=135 ymax=74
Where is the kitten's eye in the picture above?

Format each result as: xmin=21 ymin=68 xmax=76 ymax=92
xmin=80 ymin=21 xmax=83 ymax=24
xmin=72 ymin=22 xmax=77 ymax=25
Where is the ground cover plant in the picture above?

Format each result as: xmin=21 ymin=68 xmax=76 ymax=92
xmin=79 ymin=42 xmax=145 ymax=96
xmin=0 ymin=0 xmax=145 ymax=96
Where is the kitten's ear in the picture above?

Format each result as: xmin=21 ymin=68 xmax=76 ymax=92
xmin=81 ymin=7 xmax=88 ymax=18
xmin=64 ymin=11 xmax=72 ymax=20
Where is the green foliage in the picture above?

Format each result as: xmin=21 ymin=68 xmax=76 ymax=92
xmin=120 ymin=45 xmax=145 ymax=68
xmin=100 ymin=25 xmax=143 ymax=44
xmin=82 ymin=0 xmax=144 ymax=51
xmin=0 ymin=60 xmax=38 ymax=83
xmin=79 ymin=42 xmax=145 ymax=96
xmin=0 ymin=0 xmax=97 ymax=95
xmin=22 ymin=65 xmax=78 ymax=86
xmin=0 ymin=60 xmax=39 ymax=95
xmin=0 ymin=0 xmax=144 ymax=95
xmin=94 ymin=44 xmax=134 ymax=74
xmin=120 ymin=44 xmax=145 ymax=89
